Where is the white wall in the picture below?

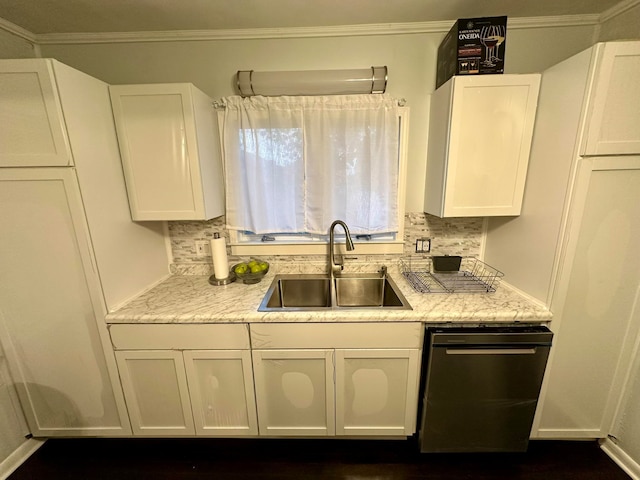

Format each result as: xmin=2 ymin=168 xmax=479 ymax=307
xmin=39 ymin=24 xmax=595 ymax=212
xmin=0 ymin=29 xmax=36 ymax=58
xmin=598 ymin=3 xmax=640 ymax=42
xmin=483 ymin=47 xmax=595 ymax=304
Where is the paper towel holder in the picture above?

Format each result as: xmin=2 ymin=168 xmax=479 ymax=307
xmin=208 ymin=271 xmax=236 ymax=286
xmin=208 ymin=233 xmax=236 ymax=286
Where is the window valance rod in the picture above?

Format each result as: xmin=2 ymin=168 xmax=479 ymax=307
xmin=235 ymin=66 xmax=388 ymax=97
xmin=211 ymin=96 xmax=406 ymax=109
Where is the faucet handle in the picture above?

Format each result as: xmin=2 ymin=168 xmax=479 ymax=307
xmin=379 ymin=265 xmax=388 ymax=277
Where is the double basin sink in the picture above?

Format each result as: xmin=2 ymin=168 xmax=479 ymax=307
xmin=258 ymin=273 xmax=412 ymax=311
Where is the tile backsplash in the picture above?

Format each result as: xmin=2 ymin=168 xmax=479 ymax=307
xmin=168 ymin=213 xmax=483 ymax=275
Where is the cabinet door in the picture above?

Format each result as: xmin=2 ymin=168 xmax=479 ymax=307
xmin=583 ymin=42 xmax=640 ymax=156
xmin=425 ymin=74 xmax=540 ymax=217
xmin=535 ymin=156 xmax=640 ymax=438
xmin=335 ymin=349 xmax=420 ymax=436
xmin=0 ymin=168 xmax=130 ymax=436
xmin=0 ymin=59 xmax=72 ymax=167
xmin=0 ymin=348 xmax=29 ymax=457
xmin=115 ymin=351 xmax=195 ymax=436
xmin=183 ymin=350 xmax=258 ymax=436
xmin=110 ymin=84 xmax=222 ymax=221
xmin=252 ymin=349 xmax=335 ymax=436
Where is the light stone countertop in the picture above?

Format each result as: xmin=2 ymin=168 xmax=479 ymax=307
xmin=105 ymin=264 xmax=552 ymax=324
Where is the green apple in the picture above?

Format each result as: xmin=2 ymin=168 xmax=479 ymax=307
xmin=234 ymin=263 xmax=248 ymax=275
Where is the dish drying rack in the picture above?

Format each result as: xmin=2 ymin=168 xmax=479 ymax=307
xmin=400 ymin=256 xmax=503 ymax=294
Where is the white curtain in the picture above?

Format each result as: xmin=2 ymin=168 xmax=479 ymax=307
xmin=222 ymin=95 xmax=399 ymax=235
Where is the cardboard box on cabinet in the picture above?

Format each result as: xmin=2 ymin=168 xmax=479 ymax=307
xmin=436 ymin=16 xmax=508 ymax=88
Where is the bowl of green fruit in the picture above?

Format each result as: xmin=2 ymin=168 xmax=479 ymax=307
xmin=232 ymin=258 xmax=270 ymax=284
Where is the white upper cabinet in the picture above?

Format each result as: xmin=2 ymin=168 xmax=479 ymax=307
xmin=0 ymin=59 xmax=72 ymax=167
xmin=424 ymin=74 xmax=541 ymax=217
xmin=110 ymin=83 xmax=225 ymax=221
xmin=583 ymin=42 xmax=640 ymax=156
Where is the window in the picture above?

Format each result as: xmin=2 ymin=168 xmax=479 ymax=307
xmin=220 ymin=95 xmax=409 ymax=256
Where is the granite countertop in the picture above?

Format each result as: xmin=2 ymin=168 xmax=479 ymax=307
xmin=106 ymin=265 xmax=552 ymax=324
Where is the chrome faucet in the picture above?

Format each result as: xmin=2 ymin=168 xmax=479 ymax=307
xmin=329 ymin=220 xmax=355 ymax=308
xmin=329 ymin=220 xmax=355 ymax=277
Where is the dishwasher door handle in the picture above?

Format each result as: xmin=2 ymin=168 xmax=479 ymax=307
xmin=445 ymin=347 xmax=537 ymax=355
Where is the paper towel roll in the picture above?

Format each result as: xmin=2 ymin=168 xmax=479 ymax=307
xmin=210 ymin=235 xmax=229 ymax=279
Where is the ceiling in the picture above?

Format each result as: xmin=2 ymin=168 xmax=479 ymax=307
xmin=0 ymin=0 xmax=626 ymax=35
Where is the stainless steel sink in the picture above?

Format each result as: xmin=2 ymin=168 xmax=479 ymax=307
xmin=261 ymin=275 xmax=332 ymax=310
xmin=258 ymin=273 xmax=412 ymax=311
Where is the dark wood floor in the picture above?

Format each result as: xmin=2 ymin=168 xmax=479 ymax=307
xmin=9 ymin=437 xmax=631 ymax=480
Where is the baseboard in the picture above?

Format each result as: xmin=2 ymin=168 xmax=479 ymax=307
xmin=601 ymin=438 xmax=640 ymax=480
xmin=0 ymin=438 xmax=46 ymax=480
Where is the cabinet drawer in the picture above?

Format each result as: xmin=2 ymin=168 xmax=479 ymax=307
xmin=110 ymin=324 xmax=250 ymax=350
xmin=250 ymin=323 xmax=422 ymax=349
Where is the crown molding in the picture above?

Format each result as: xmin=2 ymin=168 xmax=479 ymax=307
xmin=17 ymin=14 xmax=599 ymax=45
xmin=0 ymin=16 xmax=37 ymax=42
xmin=600 ymin=0 xmax=640 ymax=22
xmin=510 ymin=14 xmax=599 ymax=28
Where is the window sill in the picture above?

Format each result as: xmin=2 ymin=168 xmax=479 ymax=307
xmin=230 ymin=241 xmax=404 ymax=256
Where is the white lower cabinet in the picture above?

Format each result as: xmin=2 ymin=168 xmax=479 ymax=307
xmin=183 ymin=350 xmax=258 ymax=436
xmin=253 ymin=349 xmax=335 ymax=436
xmin=110 ymin=324 xmax=257 ymax=437
xmin=115 ymin=351 xmax=195 ymax=436
xmin=250 ymin=323 xmax=423 ymax=437
xmin=335 ymin=349 xmax=420 ymax=436
xmin=111 ymin=323 xmax=422 ymax=438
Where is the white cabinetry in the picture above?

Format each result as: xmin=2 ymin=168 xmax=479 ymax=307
xmin=335 ymin=349 xmax=420 ymax=436
xmin=424 ymin=74 xmax=540 ymax=217
xmin=481 ymin=41 xmax=640 ymax=439
xmin=0 ymin=169 xmax=131 ymax=436
xmin=0 ymin=59 xmax=169 ymax=437
xmin=0 ymin=347 xmax=28 ymax=461
xmin=536 ymin=157 xmax=640 ymax=438
xmin=116 ymin=350 xmax=194 ymax=436
xmin=0 ymin=60 xmax=71 ymax=167
xmin=183 ymin=350 xmax=257 ymax=436
xmin=110 ymin=324 xmax=258 ymax=437
xmin=253 ymin=349 xmax=335 ymax=436
xmin=583 ymin=42 xmax=640 ymax=155
xmin=250 ymin=323 xmax=422 ymax=437
xmin=110 ymin=83 xmax=225 ymax=221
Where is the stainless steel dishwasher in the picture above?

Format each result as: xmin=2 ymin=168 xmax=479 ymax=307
xmin=419 ymin=326 xmax=553 ymax=453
